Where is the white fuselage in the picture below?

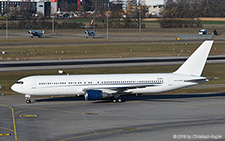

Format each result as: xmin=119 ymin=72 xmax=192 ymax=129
xmin=11 ymin=73 xmax=206 ymax=96
xmin=10 ymin=40 xmax=214 ymax=103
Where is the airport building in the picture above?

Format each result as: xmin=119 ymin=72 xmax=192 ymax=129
xmin=82 ymin=0 xmax=109 ymax=11
xmin=0 ymin=0 xmax=81 ymax=17
xmin=0 ymin=0 xmax=58 ymax=17
xmin=148 ymin=4 xmax=164 ymax=17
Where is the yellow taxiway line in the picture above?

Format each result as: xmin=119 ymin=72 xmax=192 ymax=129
xmin=0 ymin=104 xmax=17 ymax=141
xmin=18 ymin=115 xmax=39 ymax=117
xmin=0 ymin=133 xmax=11 ymax=136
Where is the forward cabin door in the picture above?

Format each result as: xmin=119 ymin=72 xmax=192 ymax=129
xmin=168 ymin=77 xmax=173 ymax=86
xmin=32 ymin=80 xmax=37 ymax=89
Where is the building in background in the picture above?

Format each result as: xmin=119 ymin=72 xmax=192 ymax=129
xmin=0 ymin=0 xmax=57 ymax=17
xmin=37 ymin=1 xmax=57 ymax=16
xmin=58 ymin=0 xmax=80 ymax=11
xmin=82 ymin=0 xmax=109 ymax=11
xmin=148 ymin=4 xmax=164 ymax=17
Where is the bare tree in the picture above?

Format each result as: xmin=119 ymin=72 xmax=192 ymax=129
xmin=20 ymin=0 xmax=33 ymax=19
xmin=162 ymin=0 xmax=225 ymax=18
xmin=59 ymin=0 xmax=77 ymax=11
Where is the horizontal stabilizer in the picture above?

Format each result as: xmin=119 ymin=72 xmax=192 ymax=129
xmin=184 ymin=78 xmax=209 ymax=83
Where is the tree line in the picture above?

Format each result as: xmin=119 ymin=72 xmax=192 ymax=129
xmin=162 ymin=0 xmax=225 ymax=18
xmin=0 ymin=20 xmax=85 ymax=29
xmin=159 ymin=0 xmax=225 ymax=28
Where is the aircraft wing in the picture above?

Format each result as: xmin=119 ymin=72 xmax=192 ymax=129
xmin=83 ymin=84 xmax=160 ymax=94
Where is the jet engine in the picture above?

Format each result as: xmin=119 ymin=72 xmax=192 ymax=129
xmin=85 ymin=90 xmax=112 ymax=100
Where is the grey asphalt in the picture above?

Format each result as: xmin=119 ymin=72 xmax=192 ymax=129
xmin=1 ymin=55 xmax=225 ymax=71
xmin=1 ymin=32 xmax=225 ymax=45
xmin=0 ymin=93 xmax=225 ymax=141
xmin=0 ymin=32 xmax=176 ymax=40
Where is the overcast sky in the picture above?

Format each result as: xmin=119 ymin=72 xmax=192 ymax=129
xmin=145 ymin=0 xmax=164 ymax=6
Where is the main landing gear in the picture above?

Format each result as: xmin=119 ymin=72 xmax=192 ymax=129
xmin=112 ymin=94 xmax=122 ymax=103
xmin=25 ymin=94 xmax=31 ymax=104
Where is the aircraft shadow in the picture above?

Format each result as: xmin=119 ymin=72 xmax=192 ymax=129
xmin=35 ymin=96 xmax=84 ymax=102
xmin=120 ymin=92 xmax=225 ymax=103
xmin=34 ymin=92 xmax=225 ymax=103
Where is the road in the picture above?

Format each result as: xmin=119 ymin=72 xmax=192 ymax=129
xmin=0 ymin=55 xmax=225 ymax=71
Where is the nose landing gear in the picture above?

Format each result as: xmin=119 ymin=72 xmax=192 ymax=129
xmin=25 ymin=94 xmax=31 ymax=104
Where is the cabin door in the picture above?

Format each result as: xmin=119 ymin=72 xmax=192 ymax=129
xmin=32 ymin=81 xmax=37 ymax=89
xmin=168 ymin=78 xmax=173 ymax=86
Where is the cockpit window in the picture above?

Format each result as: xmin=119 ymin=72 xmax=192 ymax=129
xmin=16 ymin=81 xmax=23 ymax=84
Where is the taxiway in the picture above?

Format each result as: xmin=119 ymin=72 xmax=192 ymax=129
xmin=1 ymin=55 xmax=225 ymax=71
xmin=0 ymin=93 xmax=225 ymax=141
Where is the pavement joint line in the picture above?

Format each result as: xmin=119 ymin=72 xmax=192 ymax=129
xmin=79 ymin=111 xmax=101 ymax=140
xmin=15 ymin=103 xmax=91 ymax=114
xmin=15 ymin=106 xmax=76 ymax=114
xmin=60 ymin=127 xmax=140 ymax=141
xmin=59 ymin=119 xmax=225 ymax=141
xmin=0 ymin=127 xmax=14 ymax=132
xmin=0 ymin=104 xmax=17 ymax=141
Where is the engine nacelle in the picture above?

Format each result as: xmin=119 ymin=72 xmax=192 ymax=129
xmin=85 ymin=90 xmax=112 ymax=100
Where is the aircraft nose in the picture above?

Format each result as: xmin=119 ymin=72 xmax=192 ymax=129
xmin=11 ymin=84 xmax=20 ymax=93
xmin=11 ymin=84 xmax=16 ymax=92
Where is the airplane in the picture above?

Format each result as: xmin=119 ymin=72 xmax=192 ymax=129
xmin=85 ymin=29 xmax=95 ymax=38
xmin=199 ymin=28 xmax=219 ymax=36
xmin=199 ymin=29 xmax=207 ymax=35
xmin=11 ymin=41 xmax=214 ymax=104
xmin=28 ymin=29 xmax=45 ymax=38
xmin=84 ymin=19 xmax=95 ymax=38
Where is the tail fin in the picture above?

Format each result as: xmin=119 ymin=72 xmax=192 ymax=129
xmin=173 ymin=40 xmax=214 ymax=76
xmin=90 ymin=20 xmax=94 ymax=26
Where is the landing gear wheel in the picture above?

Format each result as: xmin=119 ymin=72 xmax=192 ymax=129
xmin=112 ymin=97 xmax=122 ymax=103
xmin=26 ymin=99 xmax=31 ymax=104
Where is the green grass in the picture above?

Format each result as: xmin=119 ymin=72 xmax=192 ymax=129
xmin=0 ymin=16 xmax=5 ymax=20
xmin=0 ymin=63 xmax=225 ymax=95
xmin=1 ymin=39 xmax=225 ymax=60
xmin=1 ymin=18 xmax=224 ymax=34
xmin=202 ymin=21 xmax=225 ymax=25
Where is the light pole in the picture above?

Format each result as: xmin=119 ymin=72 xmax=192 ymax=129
xmin=139 ymin=10 xmax=141 ymax=33
xmin=107 ymin=14 xmax=108 ymax=40
xmin=6 ymin=15 xmax=8 ymax=39
xmin=106 ymin=3 xmax=109 ymax=40
xmin=52 ymin=15 xmax=55 ymax=33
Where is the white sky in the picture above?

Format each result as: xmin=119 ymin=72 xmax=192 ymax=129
xmin=145 ymin=0 xmax=164 ymax=6
xmin=80 ymin=0 xmax=165 ymax=6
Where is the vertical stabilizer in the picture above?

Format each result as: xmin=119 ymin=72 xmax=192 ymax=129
xmin=173 ymin=40 xmax=214 ymax=76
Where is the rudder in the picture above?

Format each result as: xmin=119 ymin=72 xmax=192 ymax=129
xmin=173 ymin=40 xmax=214 ymax=76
